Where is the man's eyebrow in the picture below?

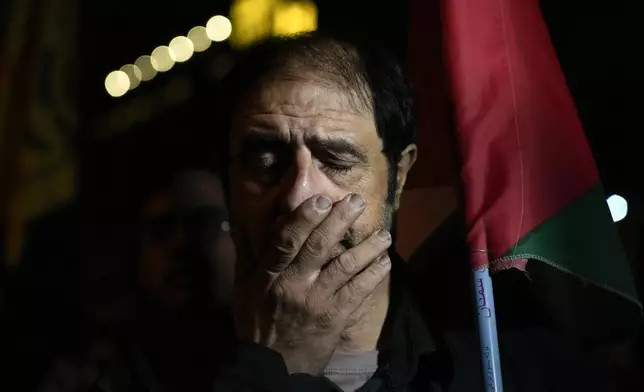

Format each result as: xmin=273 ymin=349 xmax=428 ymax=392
xmin=307 ymin=137 xmax=368 ymax=162
xmin=238 ymin=129 xmax=368 ymax=161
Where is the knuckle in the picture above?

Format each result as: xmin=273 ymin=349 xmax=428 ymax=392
xmin=334 ymin=252 xmax=357 ymax=275
xmin=301 ymin=241 xmax=323 ymax=259
xmin=315 ymin=312 xmax=334 ymax=329
xmin=370 ymin=234 xmax=391 ymax=251
xmin=314 ymin=308 xmax=338 ymax=330
xmin=275 ymin=227 xmax=299 ymax=256
xmin=346 ymin=279 xmax=368 ymax=296
xmin=366 ymin=263 xmax=387 ymax=282
xmin=280 ymin=266 xmax=299 ymax=282
xmin=330 ymin=301 xmax=346 ymax=319
xmin=314 ymin=274 xmax=331 ymax=292
xmin=302 ymin=229 xmax=331 ymax=258
xmin=305 ymin=289 xmax=328 ymax=310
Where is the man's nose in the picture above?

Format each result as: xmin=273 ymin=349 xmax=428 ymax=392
xmin=280 ymin=149 xmax=327 ymax=212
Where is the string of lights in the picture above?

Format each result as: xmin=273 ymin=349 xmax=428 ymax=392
xmin=104 ymin=15 xmax=233 ymax=98
xmin=104 ymin=0 xmax=318 ymax=99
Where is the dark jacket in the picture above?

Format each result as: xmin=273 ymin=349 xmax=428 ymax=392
xmin=91 ymin=254 xmax=451 ymax=392
xmin=212 ymin=286 xmax=449 ymax=391
xmin=210 ymin=252 xmax=450 ymax=392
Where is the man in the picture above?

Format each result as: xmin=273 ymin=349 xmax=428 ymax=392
xmin=137 ymin=170 xmax=235 ymax=315
xmin=95 ymin=169 xmax=236 ymax=392
xmin=35 ymin=168 xmax=237 ymax=392
xmin=213 ymin=33 xmax=448 ymax=392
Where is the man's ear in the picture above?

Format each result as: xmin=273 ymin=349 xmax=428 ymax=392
xmin=393 ymin=144 xmax=418 ymax=210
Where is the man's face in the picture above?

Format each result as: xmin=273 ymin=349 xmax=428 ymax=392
xmin=139 ymin=171 xmax=236 ymax=311
xmin=227 ymin=77 xmax=397 ymax=277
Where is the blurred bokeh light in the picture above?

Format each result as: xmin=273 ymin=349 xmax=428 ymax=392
xmin=105 ymin=3 xmax=319 ymax=97
xmin=119 ymin=64 xmax=142 ymax=90
xmin=273 ymin=1 xmax=317 ymax=36
xmin=607 ymin=194 xmax=628 ymax=222
xmin=134 ymin=55 xmax=158 ymax=82
xmin=151 ymin=46 xmax=176 ymax=72
xmin=230 ymin=0 xmax=273 ymax=48
xmin=230 ymin=0 xmax=317 ymax=48
xmin=169 ymin=36 xmax=195 ymax=62
xmin=105 ymin=70 xmax=130 ymax=97
xmin=188 ymin=26 xmax=212 ymax=52
xmin=206 ymin=15 xmax=233 ymax=42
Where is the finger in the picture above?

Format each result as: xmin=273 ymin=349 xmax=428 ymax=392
xmin=263 ymin=194 xmax=333 ymax=273
xmin=333 ymin=254 xmax=391 ymax=316
xmin=313 ymin=229 xmax=391 ymax=296
xmin=289 ymin=193 xmax=366 ymax=276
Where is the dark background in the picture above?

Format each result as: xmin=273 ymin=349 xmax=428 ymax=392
xmin=80 ymin=0 xmax=642 ymax=213
xmin=77 ymin=0 xmax=643 ymax=312
xmin=3 ymin=0 xmax=642 ymax=389
xmin=79 ymin=0 xmax=643 ymax=288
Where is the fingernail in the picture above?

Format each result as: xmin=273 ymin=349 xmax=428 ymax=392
xmin=378 ymin=255 xmax=391 ymax=265
xmin=377 ymin=230 xmax=391 ymax=242
xmin=349 ymin=194 xmax=365 ymax=209
xmin=315 ymin=196 xmax=332 ymax=211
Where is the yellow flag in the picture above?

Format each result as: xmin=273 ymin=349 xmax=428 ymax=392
xmin=0 ymin=0 xmax=78 ymax=267
xmin=230 ymin=0 xmax=317 ymax=49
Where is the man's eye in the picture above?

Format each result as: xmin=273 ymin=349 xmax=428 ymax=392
xmin=321 ymin=162 xmax=353 ymax=175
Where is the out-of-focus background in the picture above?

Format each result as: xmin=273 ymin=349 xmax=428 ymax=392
xmin=3 ymin=0 xmax=640 ymax=269
xmin=1 ymin=0 xmax=642 ymax=389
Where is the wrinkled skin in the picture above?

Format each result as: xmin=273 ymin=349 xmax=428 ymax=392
xmin=227 ymin=77 xmax=416 ymax=374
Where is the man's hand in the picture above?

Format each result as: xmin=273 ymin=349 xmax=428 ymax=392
xmin=233 ymin=193 xmax=392 ymax=375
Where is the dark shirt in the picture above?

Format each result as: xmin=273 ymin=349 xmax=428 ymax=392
xmin=212 ymin=275 xmax=447 ymax=391
xmin=92 ymin=254 xmax=449 ymax=392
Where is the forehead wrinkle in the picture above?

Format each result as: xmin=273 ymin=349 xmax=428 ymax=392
xmin=233 ymin=77 xmax=379 ymax=152
xmin=276 ymin=56 xmax=373 ymax=113
xmin=237 ymin=101 xmax=379 ymax=147
xmin=248 ymin=77 xmax=372 ymax=119
xmin=239 ymin=125 xmax=352 ymax=146
xmin=244 ymin=111 xmax=359 ymax=132
xmin=239 ymin=108 xmax=368 ymax=139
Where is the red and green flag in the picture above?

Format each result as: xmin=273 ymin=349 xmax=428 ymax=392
xmin=409 ymin=0 xmax=640 ymax=339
